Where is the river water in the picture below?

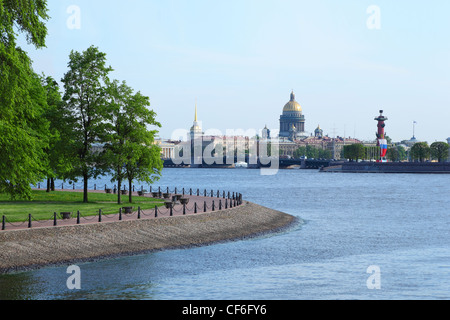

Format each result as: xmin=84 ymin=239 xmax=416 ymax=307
xmin=0 ymin=168 xmax=449 ymax=300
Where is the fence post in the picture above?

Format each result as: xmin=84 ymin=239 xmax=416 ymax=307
xmin=212 ymin=200 xmax=215 ymax=211
xmin=28 ymin=214 xmax=32 ymax=228
xmin=219 ymin=200 xmax=222 ymax=210
xmin=94 ymin=184 xmax=96 ymax=191
xmin=204 ymin=201 xmax=207 ymax=213
xmin=190 ymin=188 xmax=192 ymax=196
xmin=217 ymin=190 xmax=219 ymax=198
xmin=223 ymin=191 xmax=225 ymax=198
xmin=197 ymin=189 xmax=199 ymax=196
xmin=2 ymin=215 xmax=5 ymax=230
xmin=99 ymin=209 xmax=102 ymax=222
xmin=54 ymin=212 xmax=57 ymax=226
xmin=211 ymin=190 xmax=213 ymax=198
xmin=138 ymin=207 xmax=141 ymax=219
xmin=77 ymin=211 xmax=80 ymax=224
xmin=170 ymin=205 xmax=173 ymax=217
xmin=225 ymin=199 xmax=228 ymax=209
xmin=204 ymin=189 xmax=206 ymax=197
xmin=175 ymin=187 xmax=177 ymax=194
xmin=119 ymin=208 xmax=122 ymax=221
xmin=62 ymin=183 xmax=64 ymax=190
xmin=194 ymin=202 xmax=197 ymax=214
xmin=155 ymin=205 xmax=158 ymax=218
xmin=73 ymin=184 xmax=75 ymax=190
xmin=167 ymin=187 xmax=169 ymax=193
xmin=183 ymin=204 xmax=186 ymax=215
xmin=182 ymin=188 xmax=185 ymax=195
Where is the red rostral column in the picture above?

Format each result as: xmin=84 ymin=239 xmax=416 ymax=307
xmin=374 ymin=110 xmax=388 ymax=162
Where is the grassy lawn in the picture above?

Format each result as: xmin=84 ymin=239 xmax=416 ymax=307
xmin=0 ymin=190 xmax=164 ymax=222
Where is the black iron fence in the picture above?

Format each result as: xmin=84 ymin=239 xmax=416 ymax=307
xmin=1 ymin=188 xmax=244 ymax=231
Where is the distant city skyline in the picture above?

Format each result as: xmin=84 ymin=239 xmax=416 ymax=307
xmin=22 ymin=0 xmax=450 ymax=143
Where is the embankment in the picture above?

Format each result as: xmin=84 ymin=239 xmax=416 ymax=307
xmin=321 ymin=162 xmax=450 ymax=174
xmin=0 ymin=201 xmax=297 ymax=273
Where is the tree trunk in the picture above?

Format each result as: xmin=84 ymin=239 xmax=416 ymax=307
xmin=46 ymin=178 xmax=50 ymax=193
xmin=51 ymin=178 xmax=55 ymax=191
xmin=128 ymin=179 xmax=133 ymax=203
xmin=83 ymin=174 xmax=88 ymax=203
xmin=117 ymin=177 xmax=122 ymax=205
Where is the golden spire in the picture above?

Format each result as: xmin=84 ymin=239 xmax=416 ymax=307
xmin=194 ymin=101 xmax=198 ymax=122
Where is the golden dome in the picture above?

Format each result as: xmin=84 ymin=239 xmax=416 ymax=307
xmin=283 ymin=91 xmax=302 ymax=113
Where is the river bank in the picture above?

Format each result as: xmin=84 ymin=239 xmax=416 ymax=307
xmin=321 ymin=162 xmax=450 ymax=174
xmin=0 ymin=201 xmax=297 ymax=274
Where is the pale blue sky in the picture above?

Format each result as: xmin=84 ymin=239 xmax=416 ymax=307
xmin=23 ymin=0 xmax=450 ymax=143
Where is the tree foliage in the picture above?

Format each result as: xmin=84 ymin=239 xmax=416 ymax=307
xmin=343 ymin=144 xmax=365 ymax=162
xmin=293 ymin=146 xmax=332 ymax=159
xmin=0 ymin=0 xmax=50 ymax=199
xmin=61 ymin=46 xmax=113 ymax=203
xmin=104 ymin=79 xmax=162 ymax=204
xmin=430 ymin=142 xmax=449 ymax=162
xmin=386 ymin=145 xmax=407 ymax=162
xmin=410 ymin=142 xmax=430 ymax=162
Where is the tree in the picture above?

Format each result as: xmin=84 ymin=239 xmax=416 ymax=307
xmin=40 ymin=75 xmax=66 ymax=192
xmin=386 ymin=145 xmax=407 ymax=162
xmin=104 ymin=80 xmax=162 ymax=204
xmin=0 ymin=0 xmax=50 ymax=199
xmin=344 ymin=144 xmax=365 ymax=162
xmin=430 ymin=142 xmax=449 ymax=162
xmin=61 ymin=46 xmax=113 ymax=203
xmin=410 ymin=142 xmax=430 ymax=162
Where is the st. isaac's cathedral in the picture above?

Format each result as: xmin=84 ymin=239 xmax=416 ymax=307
xmin=279 ymin=91 xmax=307 ymax=140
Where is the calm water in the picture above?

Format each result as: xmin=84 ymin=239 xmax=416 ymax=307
xmin=0 ymin=168 xmax=449 ymax=300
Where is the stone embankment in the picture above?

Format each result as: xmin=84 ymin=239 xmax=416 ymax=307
xmin=0 ymin=201 xmax=297 ymax=273
xmin=321 ymin=162 xmax=450 ymax=174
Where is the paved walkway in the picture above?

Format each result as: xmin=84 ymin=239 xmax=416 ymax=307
xmin=1 ymin=189 xmax=242 ymax=232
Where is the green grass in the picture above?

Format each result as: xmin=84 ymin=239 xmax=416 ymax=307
xmin=0 ymin=190 xmax=164 ymax=222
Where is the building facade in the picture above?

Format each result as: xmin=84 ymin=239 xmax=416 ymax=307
xmin=279 ymin=91 xmax=306 ymax=140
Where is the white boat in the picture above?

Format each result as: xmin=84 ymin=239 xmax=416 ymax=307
xmin=234 ymin=161 xmax=248 ymax=168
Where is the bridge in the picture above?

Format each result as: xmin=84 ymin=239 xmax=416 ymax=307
xmin=163 ymin=156 xmax=338 ymax=170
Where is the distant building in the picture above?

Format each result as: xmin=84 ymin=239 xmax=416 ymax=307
xmin=402 ymin=136 xmax=420 ymax=147
xmin=279 ymin=91 xmax=307 ymax=140
xmin=190 ymin=103 xmax=203 ymax=140
xmin=157 ymin=139 xmax=178 ymax=159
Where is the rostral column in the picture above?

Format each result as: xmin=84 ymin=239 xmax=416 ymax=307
xmin=374 ymin=110 xmax=388 ymax=162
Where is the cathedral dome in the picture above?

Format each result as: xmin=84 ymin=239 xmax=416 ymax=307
xmin=283 ymin=91 xmax=302 ymax=113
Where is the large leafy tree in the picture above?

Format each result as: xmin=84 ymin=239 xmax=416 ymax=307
xmin=343 ymin=143 xmax=365 ymax=162
xmin=410 ymin=142 xmax=430 ymax=162
xmin=104 ymin=79 xmax=162 ymax=204
xmin=40 ymin=74 xmax=66 ymax=192
xmin=0 ymin=0 xmax=51 ymax=199
xmin=61 ymin=46 xmax=113 ymax=203
xmin=430 ymin=142 xmax=449 ymax=163
xmin=386 ymin=145 xmax=407 ymax=162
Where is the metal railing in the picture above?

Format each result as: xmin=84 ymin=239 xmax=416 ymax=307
xmin=1 ymin=187 xmax=243 ymax=231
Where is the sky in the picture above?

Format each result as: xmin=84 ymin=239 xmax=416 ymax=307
xmin=21 ymin=0 xmax=450 ymax=143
